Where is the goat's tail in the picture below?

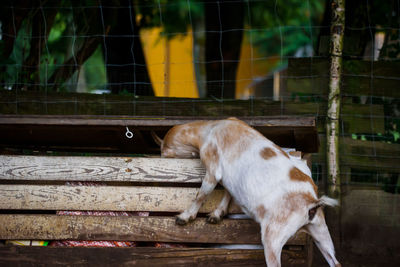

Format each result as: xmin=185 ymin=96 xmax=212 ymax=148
xmin=151 ymin=131 xmax=163 ymax=147
xmin=317 ymin=195 xmax=339 ymax=207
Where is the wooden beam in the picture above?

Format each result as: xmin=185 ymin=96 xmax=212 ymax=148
xmin=315 ymin=137 xmax=400 ymax=172
xmin=0 ymin=115 xmax=319 ymax=153
xmin=0 ymin=247 xmax=265 ymax=267
xmin=0 ymin=246 xmax=310 ymax=267
xmin=0 ymin=185 xmax=242 ymax=213
xmin=0 ymin=114 xmax=316 ymax=128
xmin=0 ymin=215 xmax=308 ymax=245
xmin=286 ymin=58 xmax=400 ymax=98
xmin=0 ymin=155 xmax=205 ymax=183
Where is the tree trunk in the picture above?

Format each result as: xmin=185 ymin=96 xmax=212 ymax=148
xmin=317 ymin=0 xmax=370 ymax=57
xmin=20 ymin=1 xmax=58 ymax=91
xmin=204 ymin=0 xmax=244 ymax=99
xmin=103 ymin=0 xmax=154 ymax=96
xmin=0 ymin=0 xmax=34 ymax=86
xmin=48 ymin=4 xmax=108 ymax=90
xmin=48 ymin=36 xmax=103 ymax=90
xmin=326 ymin=0 xmax=345 ymax=198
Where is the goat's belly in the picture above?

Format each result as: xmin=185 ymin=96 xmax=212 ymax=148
xmin=220 ymin=159 xmax=291 ymax=212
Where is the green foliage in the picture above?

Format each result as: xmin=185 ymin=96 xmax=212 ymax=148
xmin=83 ymin=47 xmax=107 ymax=92
xmin=137 ymin=0 xmax=203 ymax=39
xmin=245 ymin=0 xmax=324 ymax=61
xmin=2 ymin=20 xmax=31 ymax=88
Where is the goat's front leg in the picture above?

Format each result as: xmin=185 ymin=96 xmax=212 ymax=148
xmin=207 ymin=189 xmax=231 ymax=224
xmin=176 ymin=172 xmax=217 ymax=225
xmin=261 ymin=225 xmax=283 ymax=267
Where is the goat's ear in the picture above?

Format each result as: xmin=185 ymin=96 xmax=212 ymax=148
xmin=308 ymin=205 xmax=320 ymax=221
xmin=317 ymin=195 xmax=339 ymax=207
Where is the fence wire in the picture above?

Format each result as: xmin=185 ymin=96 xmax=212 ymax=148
xmin=0 ymin=0 xmax=399 ymax=192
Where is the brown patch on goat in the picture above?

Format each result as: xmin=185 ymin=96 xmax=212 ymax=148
xmin=194 ymin=174 xmax=217 ymax=205
xmin=287 ymin=192 xmax=317 ymax=209
xmin=217 ymin=120 xmax=262 ymax=162
xmin=272 ymin=192 xmax=318 ymax=225
xmin=260 ymin=147 xmax=277 ymax=160
xmin=162 ymin=121 xmax=208 ymax=151
xmin=256 ymin=205 xmax=267 ymax=219
xmin=274 ymin=144 xmax=290 ymax=159
xmin=202 ymin=143 xmax=219 ymax=163
xmin=289 ymin=167 xmax=318 ymax=194
xmin=195 ymin=190 xmax=208 ymax=203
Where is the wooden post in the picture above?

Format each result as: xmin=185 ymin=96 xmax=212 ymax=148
xmin=326 ymin=0 xmax=345 ymax=198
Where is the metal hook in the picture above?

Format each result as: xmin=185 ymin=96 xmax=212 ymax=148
xmin=125 ymin=126 xmax=133 ymax=139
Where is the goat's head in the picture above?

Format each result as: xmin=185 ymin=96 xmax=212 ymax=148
xmin=302 ymin=196 xmax=341 ymax=267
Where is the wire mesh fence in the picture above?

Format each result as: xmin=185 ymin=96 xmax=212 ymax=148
xmin=0 ymin=0 xmax=399 ymax=193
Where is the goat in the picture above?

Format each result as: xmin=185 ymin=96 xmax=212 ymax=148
xmin=153 ymin=117 xmax=341 ymax=267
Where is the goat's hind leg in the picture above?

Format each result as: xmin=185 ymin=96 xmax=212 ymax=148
xmin=176 ymin=172 xmax=217 ymax=225
xmin=207 ymin=189 xmax=231 ymax=224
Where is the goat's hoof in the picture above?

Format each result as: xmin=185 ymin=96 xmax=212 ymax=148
xmin=175 ymin=217 xmax=188 ymax=225
xmin=176 ymin=216 xmax=192 ymax=225
xmin=206 ymin=215 xmax=222 ymax=224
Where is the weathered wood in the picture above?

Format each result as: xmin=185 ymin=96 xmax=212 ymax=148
xmin=341 ymin=137 xmax=400 ymax=159
xmin=0 ymin=214 xmax=307 ymax=245
xmin=0 ymin=185 xmax=242 ymax=213
xmin=284 ymin=102 xmax=384 ymax=134
xmin=0 ymin=114 xmax=316 ymax=127
xmin=0 ymin=115 xmax=319 ymax=153
xmin=0 ymin=105 xmax=383 ymax=134
xmin=318 ymin=136 xmax=400 ymax=160
xmin=315 ymin=137 xmax=400 ymax=172
xmin=286 ymin=58 xmax=400 ymax=98
xmin=0 ymin=247 xmax=266 ymax=267
xmin=0 ymin=246 xmax=310 ymax=267
xmin=0 ymin=155 xmax=205 ymax=183
xmin=0 ymin=89 xmax=315 ymax=117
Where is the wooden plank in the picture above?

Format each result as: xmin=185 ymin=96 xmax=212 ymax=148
xmin=0 ymin=88 xmax=316 ymax=118
xmin=0 ymin=115 xmax=319 ymax=153
xmin=0 ymin=185 xmax=242 ymax=213
xmin=341 ymin=137 xmax=400 ymax=158
xmin=0 ymin=247 xmax=311 ymax=267
xmin=0 ymin=214 xmax=307 ymax=245
xmin=0 ymin=246 xmax=310 ymax=267
xmin=286 ymin=58 xmax=400 ymax=98
xmin=314 ymin=137 xmax=400 ymax=172
xmin=0 ymin=114 xmax=316 ymax=128
xmin=283 ymin=102 xmax=384 ymax=134
xmin=342 ymin=75 xmax=400 ymax=98
xmin=0 ymin=155 xmax=205 ymax=183
xmin=340 ymin=104 xmax=384 ymax=134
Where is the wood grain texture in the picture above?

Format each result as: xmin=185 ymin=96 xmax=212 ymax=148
xmin=0 ymin=215 xmax=308 ymax=245
xmin=0 ymin=155 xmax=205 ymax=183
xmin=0 ymin=115 xmax=319 ymax=153
xmin=315 ymin=136 xmax=400 ymax=172
xmin=0 ymin=114 xmax=316 ymax=127
xmin=0 ymin=247 xmax=309 ymax=267
xmin=0 ymin=184 xmax=242 ymax=213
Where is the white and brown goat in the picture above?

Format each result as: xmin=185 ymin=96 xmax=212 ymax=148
xmin=153 ymin=118 xmax=341 ymax=267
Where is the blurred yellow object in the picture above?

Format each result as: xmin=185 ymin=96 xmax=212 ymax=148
xmin=141 ymin=27 xmax=199 ymax=98
xmin=6 ymin=240 xmax=49 ymax=246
